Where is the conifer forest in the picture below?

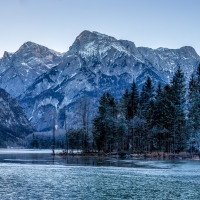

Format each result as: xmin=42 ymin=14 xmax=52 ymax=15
xmin=27 ymin=65 xmax=200 ymax=154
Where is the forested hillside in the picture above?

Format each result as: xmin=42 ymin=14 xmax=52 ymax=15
xmin=26 ymin=65 xmax=200 ymax=154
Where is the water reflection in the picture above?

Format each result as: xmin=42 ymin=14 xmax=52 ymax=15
xmin=1 ymin=150 xmax=200 ymax=199
xmin=0 ymin=149 xmax=196 ymax=169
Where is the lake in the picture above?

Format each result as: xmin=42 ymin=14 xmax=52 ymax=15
xmin=0 ymin=149 xmax=200 ymax=199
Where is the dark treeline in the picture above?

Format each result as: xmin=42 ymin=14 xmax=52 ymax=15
xmin=26 ymin=65 xmax=200 ymax=154
xmin=93 ymin=65 xmax=200 ymax=153
xmin=24 ymin=129 xmax=88 ymax=151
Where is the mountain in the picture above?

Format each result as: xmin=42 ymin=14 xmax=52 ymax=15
xmin=0 ymin=88 xmax=33 ymax=146
xmin=0 ymin=31 xmax=199 ymax=131
xmin=0 ymin=42 xmax=63 ymax=97
xmin=137 ymin=46 xmax=200 ymax=83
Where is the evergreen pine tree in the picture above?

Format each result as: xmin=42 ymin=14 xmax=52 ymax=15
xmin=140 ymin=76 xmax=154 ymax=114
xmin=145 ymin=99 xmax=155 ymax=152
xmin=155 ymin=82 xmax=162 ymax=99
xmin=130 ymin=81 xmax=139 ymax=118
xmin=139 ymin=77 xmax=154 ymax=152
xmin=120 ymin=89 xmax=131 ymax=121
xmin=196 ymin=64 xmax=200 ymax=92
xmin=189 ymin=74 xmax=197 ymax=100
xmin=188 ymin=64 xmax=200 ymax=152
xmin=152 ymin=84 xmax=175 ymax=152
xmin=129 ymin=81 xmax=140 ymax=152
xmin=170 ymin=66 xmax=186 ymax=151
xmin=116 ymin=116 xmax=128 ymax=151
xmin=120 ymin=88 xmax=132 ymax=151
xmin=93 ymin=92 xmax=117 ymax=152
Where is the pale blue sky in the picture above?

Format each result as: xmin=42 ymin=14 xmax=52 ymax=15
xmin=0 ymin=0 xmax=200 ymax=56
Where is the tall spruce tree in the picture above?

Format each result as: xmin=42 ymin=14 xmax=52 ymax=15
xmin=130 ymin=81 xmax=140 ymax=151
xmin=120 ymin=89 xmax=131 ymax=150
xmin=188 ymin=64 xmax=200 ymax=152
xmin=152 ymin=83 xmax=175 ymax=152
xmin=145 ymin=99 xmax=155 ymax=152
xmin=140 ymin=76 xmax=154 ymax=114
xmin=120 ymin=81 xmax=140 ymax=151
xmin=93 ymin=92 xmax=117 ymax=152
xmin=121 ymin=89 xmax=131 ymax=121
xmin=196 ymin=64 xmax=200 ymax=92
xmin=189 ymin=74 xmax=197 ymax=100
xmin=130 ymin=81 xmax=139 ymax=118
xmin=116 ymin=116 xmax=128 ymax=151
xmin=170 ymin=66 xmax=186 ymax=151
xmin=155 ymin=82 xmax=162 ymax=99
xmin=149 ymin=82 xmax=163 ymax=151
xmin=140 ymin=77 xmax=154 ymax=152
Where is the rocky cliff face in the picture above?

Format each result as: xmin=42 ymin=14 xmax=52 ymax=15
xmin=138 ymin=46 xmax=200 ymax=83
xmin=0 ymin=88 xmax=33 ymax=146
xmin=0 ymin=42 xmax=63 ymax=97
xmin=0 ymin=31 xmax=199 ymax=131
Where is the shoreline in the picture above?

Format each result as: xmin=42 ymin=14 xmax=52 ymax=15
xmin=58 ymin=151 xmax=200 ymax=160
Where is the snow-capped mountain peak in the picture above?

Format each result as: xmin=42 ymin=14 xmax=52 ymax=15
xmin=68 ymin=30 xmax=133 ymax=59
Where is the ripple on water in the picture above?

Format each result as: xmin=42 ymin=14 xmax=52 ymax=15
xmin=0 ymin=163 xmax=200 ymax=200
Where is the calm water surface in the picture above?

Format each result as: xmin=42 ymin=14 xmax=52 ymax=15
xmin=0 ymin=149 xmax=200 ymax=200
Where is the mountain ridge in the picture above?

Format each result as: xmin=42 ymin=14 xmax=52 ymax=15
xmin=0 ymin=41 xmax=63 ymax=97
xmin=0 ymin=30 xmax=199 ymax=131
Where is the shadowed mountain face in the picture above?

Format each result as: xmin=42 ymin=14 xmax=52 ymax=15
xmin=0 ymin=88 xmax=33 ymax=146
xmin=0 ymin=31 xmax=199 ymax=131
